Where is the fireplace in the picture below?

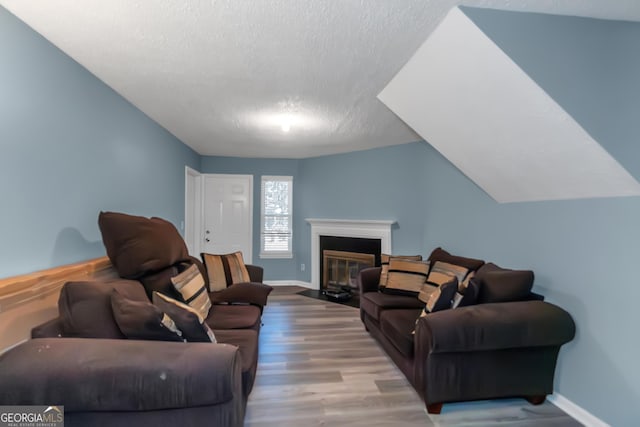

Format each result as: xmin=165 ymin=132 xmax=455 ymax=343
xmin=320 ymin=236 xmax=381 ymax=297
xmin=306 ymin=218 xmax=395 ymax=291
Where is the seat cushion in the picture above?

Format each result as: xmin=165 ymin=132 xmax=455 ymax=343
xmin=380 ymin=309 xmax=423 ymax=358
xmin=360 ymin=292 xmax=425 ymax=321
xmin=214 ymin=329 xmax=259 ymax=395
xmin=206 ymin=304 xmax=262 ymax=330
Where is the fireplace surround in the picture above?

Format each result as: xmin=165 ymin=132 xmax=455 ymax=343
xmin=306 ymin=219 xmax=395 ymax=290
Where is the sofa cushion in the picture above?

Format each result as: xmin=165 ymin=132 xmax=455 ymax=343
xmin=428 ymin=247 xmax=485 ymax=272
xmin=214 ymin=329 xmax=259 ymax=395
xmin=384 ymin=259 xmax=430 ymax=296
xmin=202 ymin=251 xmax=251 ymax=291
xmin=138 ymin=266 xmax=182 ymax=301
xmin=379 ymin=254 xmax=423 ymax=288
xmin=206 ymin=304 xmax=262 ymax=330
xmin=58 ymin=280 xmax=148 ymax=339
xmin=380 ymin=309 xmax=423 ymax=358
xmin=360 ymin=292 xmax=425 ymax=321
xmin=152 ymin=292 xmax=216 ymax=343
xmin=171 ymin=264 xmax=212 ymax=318
xmin=98 ymin=211 xmax=190 ymax=279
xmin=110 ymin=290 xmax=183 ymax=342
xmin=475 ymin=263 xmax=535 ymax=303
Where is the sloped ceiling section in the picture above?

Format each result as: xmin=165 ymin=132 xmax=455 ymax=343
xmin=378 ymin=7 xmax=640 ymax=203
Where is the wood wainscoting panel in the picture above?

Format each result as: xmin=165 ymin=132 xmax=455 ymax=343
xmin=0 ymin=257 xmax=118 ymax=352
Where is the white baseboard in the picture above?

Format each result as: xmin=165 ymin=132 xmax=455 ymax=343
xmin=264 ymin=280 xmax=315 ymax=289
xmin=548 ymin=393 xmax=609 ymax=427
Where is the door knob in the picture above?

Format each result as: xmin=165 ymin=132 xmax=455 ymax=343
xmin=205 ymin=238 xmax=210 ymax=242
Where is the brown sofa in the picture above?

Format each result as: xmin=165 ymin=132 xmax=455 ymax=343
xmin=0 ymin=212 xmax=272 ymax=427
xmin=358 ymin=248 xmax=576 ymax=414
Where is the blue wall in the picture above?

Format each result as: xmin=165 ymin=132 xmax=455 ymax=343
xmin=0 ymin=7 xmax=200 ymax=278
xmin=440 ymin=9 xmax=640 ymax=426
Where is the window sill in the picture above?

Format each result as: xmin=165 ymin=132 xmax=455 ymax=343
xmin=260 ymin=252 xmax=293 ymax=259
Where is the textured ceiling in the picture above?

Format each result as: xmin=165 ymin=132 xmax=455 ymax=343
xmin=2 ymin=0 xmax=640 ymax=158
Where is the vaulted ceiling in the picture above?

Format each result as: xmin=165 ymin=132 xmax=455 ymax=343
xmin=3 ymin=0 xmax=640 ymax=159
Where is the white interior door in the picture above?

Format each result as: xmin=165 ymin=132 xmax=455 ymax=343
xmin=184 ymin=166 xmax=202 ymax=256
xmin=202 ymin=174 xmax=253 ymax=263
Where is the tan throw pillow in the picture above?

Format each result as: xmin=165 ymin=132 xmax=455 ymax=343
xmin=171 ymin=264 xmax=212 ymax=318
xmin=379 ymin=254 xmax=423 ymax=287
xmin=202 ymin=252 xmax=251 ymax=292
xmin=427 ymin=261 xmax=469 ymax=287
xmin=225 ymin=251 xmax=251 ymax=284
xmin=385 ymin=259 xmax=430 ymax=295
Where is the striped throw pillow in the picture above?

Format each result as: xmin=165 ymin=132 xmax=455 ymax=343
xmin=171 ymin=264 xmax=212 ymax=318
xmin=427 ymin=261 xmax=469 ymax=287
xmin=202 ymin=251 xmax=251 ymax=291
xmin=153 ymin=292 xmax=217 ymax=343
xmin=379 ymin=254 xmax=423 ymax=287
xmin=384 ymin=259 xmax=431 ymax=295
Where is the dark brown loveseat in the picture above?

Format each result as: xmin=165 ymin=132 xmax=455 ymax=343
xmin=0 ymin=212 xmax=272 ymax=427
xmin=358 ymin=248 xmax=576 ymax=414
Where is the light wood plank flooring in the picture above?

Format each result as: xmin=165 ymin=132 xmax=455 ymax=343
xmin=245 ymin=286 xmax=582 ymax=426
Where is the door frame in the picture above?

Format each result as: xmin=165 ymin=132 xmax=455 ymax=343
xmin=184 ymin=166 xmax=203 ymax=256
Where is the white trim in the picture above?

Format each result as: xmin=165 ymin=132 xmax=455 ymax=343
xmin=184 ymin=166 xmax=202 ymax=256
xmin=548 ymin=393 xmax=610 ymax=427
xmin=264 ymin=280 xmax=314 ymax=289
xmin=306 ymin=218 xmax=395 ymax=290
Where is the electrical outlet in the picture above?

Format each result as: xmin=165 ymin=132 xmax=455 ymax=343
xmin=300 ymin=263 xmax=305 ymax=272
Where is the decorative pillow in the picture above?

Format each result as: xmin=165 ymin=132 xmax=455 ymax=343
xmin=58 ymin=279 xmax=148 ymax=339
xmin=425 ymin=278 xmax=458 ymax=313
xmin=459 ymin=270 xmax=475 ymax=292
xmin=111 ymin=290 xmax=183 ymax=341
xmin=171 ymin=264 xmax=212 ymax=318
xmin=98 ymin=211 xmax=190 ymax=279
xmin=379 ymin=254 xmax=423 ymax=287
xmin=383 ymin=259 xmax=430 ymax=296
xmin=478 ymin=269 xmax=534 ymax=303
xmin=428 ymin=247 xmax=484 ymax=272
xmin=413 ymin=278 xmax=458 ymax=334
xmin=452 ymin=278 xmax=480 ymax=309
xmin=426 ymin=261 xmax=469 ymax=287
xmin=202 ymin=251 xmax=251 ymax=291
xmin=152 ymin=292 xmax=216 ymax=343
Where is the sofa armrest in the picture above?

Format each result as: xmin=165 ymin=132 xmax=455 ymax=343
xmin=209 ymin=282 xmax=273 ymax=308
xmin=358 ymin=267 xmax=381 ymax=294
xmin=31 ymin=317 xmax=64 ymax=338
xmin=415 ymin=301 xmax=575 ymax=354
xmin=245 ymin=265 xmax=264 ymax=283
xmin=0 ymin=338 xmax=244 ymax=417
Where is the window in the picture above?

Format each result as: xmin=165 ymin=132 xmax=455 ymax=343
xmin=260 ymin=176 xmax=293 ymax=258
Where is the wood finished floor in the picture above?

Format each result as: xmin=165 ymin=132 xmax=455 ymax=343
xmin=245 ymin=286 xmax=582 ymax=427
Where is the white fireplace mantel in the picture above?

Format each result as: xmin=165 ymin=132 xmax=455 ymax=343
xmin=306 ymin=218 xmax=395 ymax=290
